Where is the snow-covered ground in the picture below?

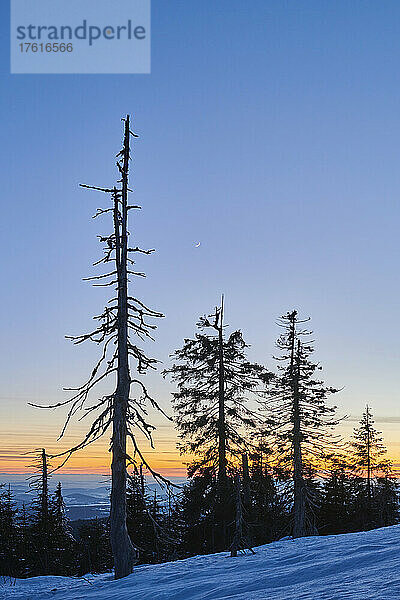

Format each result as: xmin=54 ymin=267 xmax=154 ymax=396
xmin=2 ymin=525 xmax=400 ymax=600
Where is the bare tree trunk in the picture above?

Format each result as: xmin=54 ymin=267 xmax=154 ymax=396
xmin=366 ymin=405 xmax=371 ymax=505
xmin=230 ymin=474 xmax=242 ymax=557
xmin=217 ymin=295 xmax=227 ymax=485
xmin=110 ymin=115 xmax=136 ymax=579
xmin=139 ymin=463 xmax=145 ymax=497
xmin=230 ymin=473 xmax=254 ymax=557
xmin=292 ymin=414 xmax=306 ymax=536
xmin=242 ymin=453 xmax=251 ymax=516
xmin=216 ymin=296 xmax=228 ymax=548
xmin=37 ymin=115 xmax=164 ymax=579
xmin=292 ymin=343 xmax=306 ymax=538
xmin=40 ymin=449 xmax=49 ymax=574
xmin=289 ymin=322 xmax=307 ymax=539
xmin=41 ymin=448 xmax=48 ymax=525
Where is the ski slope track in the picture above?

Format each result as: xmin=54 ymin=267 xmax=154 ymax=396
xmin=3 ymin=525 xmax=400 ymax=600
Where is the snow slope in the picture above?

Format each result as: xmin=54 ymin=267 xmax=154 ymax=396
xmin=3 ymin=525 xmax=400 ymax=600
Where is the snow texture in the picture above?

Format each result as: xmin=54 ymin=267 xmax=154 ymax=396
xmin=2 ymin=525 xmax=400 ymax=600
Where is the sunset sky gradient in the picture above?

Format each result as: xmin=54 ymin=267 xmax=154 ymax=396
xmin=1 ymin=0 xmax=400 ymax=475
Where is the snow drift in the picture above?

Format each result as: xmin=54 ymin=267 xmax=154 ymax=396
xmin=3 ymin=525 xmax=400 ymax=600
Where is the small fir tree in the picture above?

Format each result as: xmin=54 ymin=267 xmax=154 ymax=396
xmin=350 ymin=406 xmax=390 ymax=503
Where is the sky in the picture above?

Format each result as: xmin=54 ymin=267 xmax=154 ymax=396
xmin=1 ymin=0 xmax=400 ymax=475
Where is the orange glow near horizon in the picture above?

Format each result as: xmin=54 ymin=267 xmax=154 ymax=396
xmin=2 ymin=446 xmax=400 ymax=477
xmin=3 ymin=458 xmax=400 ymax=477
xmin=2 ymin=417 xmax=400 ymax=477
xmin=0 ymin=453 xmax=188 ymax=477
xmin=0 ymin=434 xmax=188 ymax=477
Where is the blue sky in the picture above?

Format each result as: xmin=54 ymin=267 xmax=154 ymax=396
xmin=1 ymin=0 xmax=400 ymax=471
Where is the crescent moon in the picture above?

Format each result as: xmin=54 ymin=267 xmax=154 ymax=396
xmin=195 ymin=242 xmax=201 ymax=248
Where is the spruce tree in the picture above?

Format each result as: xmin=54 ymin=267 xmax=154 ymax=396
xmin=0 ymin=485 xmax=18 ymax=577
xmin=249 ymin=447 xmax=288 ymax=544
xmin=175 ymin=468 xmax=231 ymax=556
xmin=350 ymin=406 xmax=394 ymax=528
xmin=17 ymin=502 xmax=31 ymax=578
xmin=165 ymin=298 xmax=271 ymax=478
xmin=26 ymin=454 xmax=76 ymax=576
xmin=318 ymin=456 xmax=353 ymax=534
xmin=265 ymin=310 xmax=340 ymax=538
xmin=77 ymin=519 xmax=113 ymax=575
xmin=165 ymin=299 xmax=271 ymax=549
xmin=28 ymin=449 xmax=52 ymax=575
xmin=373 ymin=472 xmax=399 ymax=528
xmin=350 ymin=406 xmax=390 ymax=503
xmin=126 ymin=470 xmax=161 ymax=564
xmin=49 ymin=483 xmax=76 ymax=574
